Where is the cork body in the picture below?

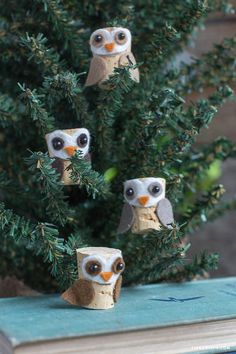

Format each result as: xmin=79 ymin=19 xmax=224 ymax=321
xmin=76 ymin=247 xmax=122 ymax=310
xmin=96 ymin=53 xmax=120 ymax=89
xmin=97 ymin=50 xmax=139 ymax=88
xmin=60 ymin=160 xmax=79 ymax=185
xmin=132 ymin=206 xmax=161 ymax=234
xmin=85 ymin=282 xmax=115 ymax=309
xmin=101 ymin=54 xmax=120 ymax=82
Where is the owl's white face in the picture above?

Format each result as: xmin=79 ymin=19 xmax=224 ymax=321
xmin=45 ymin=128 xmax=90 ymax=160
xmin=89 ymin=27 xmax=131 ymax=57
xmin=80 ymin=251 xmax=125 ymax=285
xmin=123 ymin=177 xmax=166 ymax=208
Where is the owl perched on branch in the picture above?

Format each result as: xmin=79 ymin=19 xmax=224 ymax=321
xmin=61 ymin=247 xmax=125 ymax=310
xmin=85 ymin=27 xmax=140 ymax=88
xmin=117 ymin=177 xmax=174 ymax=234
xmin=45 ymin=128 xmax=91 ymax=185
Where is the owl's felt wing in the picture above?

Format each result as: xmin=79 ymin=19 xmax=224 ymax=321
xmin=119 ymin=52 xmax=140 ymax=82
xmin=51 ymin=157 xmax=64 ymax=180
xmin=84 ymin=152 xmax=91 ymax=162
xmin=61 ymin=279 xmax=95 ymax=307
xmin=156 ymin=198 xmax=174 ymax=229
xmin=117 ymin=203 xmax=135 ymax=234
xmin=85 ymin=56 xmax=107 ymax=86
xmin=113 ymin=275 xmax=122 ymax=302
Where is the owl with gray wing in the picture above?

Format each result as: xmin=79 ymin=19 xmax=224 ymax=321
xmin=117 ymin=177 xmax=174 ymax=234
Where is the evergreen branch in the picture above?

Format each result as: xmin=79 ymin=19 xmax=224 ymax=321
xmin=0 ymin=202 xmax=85 ymax=288
xmin=25 ymin=151 xmax=70 ymax=226
xmin=159 ymin=85 xmax=234 ymax=166
xmin=56 ymin=233 xmax=86 ymax=289
xmin=43 ymin=71 xmax=90 ymax=124
xmin=182 ymin=185 xmax=225 ymax=234
xmin=125 ymin=253 xmax=185 ymax=285
xmin=162 ymin=252 xmax=219 ymax=282
xmin=118 ymin=110 xmax=161 ymax=178
xmin=207 ymin=197 xmax=236 ymax=222
xmin=94 ymin=66 xmax=135 ymax=168
xmin=20 ymin=33 xmax=61 ymax=75
xmin=0 ymin=93 xmax=20 ymax=127
xmin=118 ymin=88 xmax=186 ymax=176
xmin=0 ymin=171 xmax=26 ymax=199
xmin=0 ymin=18 xmax=28 ymax=65
xmin=207 ymin=0 xmax=236 ymax=13
xmin=18 ymin=83 xmax=55 ymax=134
xmin=0 ymin=171 xmax=12 ymax=189
xmin=175 ymin=0 xmax=208 ymax=33
xmin=0 ymin=202 xmax=64 ymax=270
xmin=68 ymin=152 xmax=110 ymax=199
xmin=140 ymin=23 xmax=180 ymax=72
xmin=107 ymin=2 xmax=135 ymax=28
xmin=121 ymin=85 xmax=233 ymax=179
xmin=0 ymin=33 xmax=22 ymax=64
xmin=182 ymin=85 xmax=233 ymax=132
xmin=178 ymin=37 xmax=236 ymax=93
xmin=123 ymin=226 xmax=184 ymax=285
xmin=141 ymin=1 xmax=208 ymax=77
xmin=38 ymin=0 xmax=85 ymax=66
xmin=0 ymin=171 xmax=49 ymax=218
xmin=182 ymin=137 xmax=236 ymax=180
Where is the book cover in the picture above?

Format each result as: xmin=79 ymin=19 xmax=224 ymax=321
xmin=1 ymin=277 xmax=236 ymax=353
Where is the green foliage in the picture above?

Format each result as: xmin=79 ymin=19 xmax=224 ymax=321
xmin=0 ymin=93 xmax=20 ymax=128
xmin=20 ymin=33 xmax=62 ymax=75
xmin=164 ymin=251 xmax=219 ymax=282
xmin=0 ymin=0 xmax=235 ymax=291
xmin=0 ymin=202 xmax=64 ymax=271
xmin=68 ymin=151 xmax=109 ymax=198
xmin=38 ymin=0 xmax=86 ymax=66
xmin=182 ymin=185 xmax=226 ymax=234
xmin=18 ymin=83 xmax=56 ymax=134
xmin=25 ymin=151 xmax=70 ymax=226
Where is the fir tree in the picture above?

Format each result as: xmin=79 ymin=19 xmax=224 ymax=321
xmin=0 ymin=0 xmax=235 ymax=292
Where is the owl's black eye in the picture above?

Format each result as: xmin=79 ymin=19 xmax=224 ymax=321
xmin=126 ymin=188 xmax=134 ymax=197
xmin=152 ymin=185 xmax=160 ymax=194
xmin=94 ymin=34 xmax=103 ymax=43
xmin=90 ymin=264 xmax=99 ymax=272
xmin=77 ymin=134 xmax=88 ymax=148
xmin=86 ymin=260 xmax=102 ymax=276
xmin=112 ymin=258 xmax=125 ymax=274
xmin=148 ymin=183 xmax=162 ymax=197
xmin=115 ymin=31 xmax=127 ymax=44
xmin=116 ymin=262 xmax=124 ymax=271
xmin=52 ymin=137 xmax=64 ymax=150
xmin=118 ymin=32 xmax=126 ymax=41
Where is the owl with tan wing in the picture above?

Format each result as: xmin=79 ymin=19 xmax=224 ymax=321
xmin=85 ymin=27 xmax=140 ymax=88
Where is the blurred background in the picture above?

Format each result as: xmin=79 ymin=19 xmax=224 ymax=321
xmin=186 ymin=9 xmax=236 ymax=277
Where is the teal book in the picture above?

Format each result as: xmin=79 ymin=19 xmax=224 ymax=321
xmin=1 ymin=277 xmax=236 ymax=354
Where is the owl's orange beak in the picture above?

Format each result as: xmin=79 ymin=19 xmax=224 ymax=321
xmin=138 ymin=195 xmax=149 ymax=206
xmin=104 ymin=42 xmax=115 ymax=52
xmin=100 ymin=271 xmax=113 ymax=282
xmin=64 ymin=146 xmax=78 ymax=157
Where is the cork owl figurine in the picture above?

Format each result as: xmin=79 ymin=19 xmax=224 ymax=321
xmin=61 ymin=247 xmax=125 ymax=310
xmin=85 ymin=27 xmax=140 ymax=88
xmin=117 ymin=177 xmax=174 ymax=234
xmin=45 ymin=128 xmax=91 ymax=185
